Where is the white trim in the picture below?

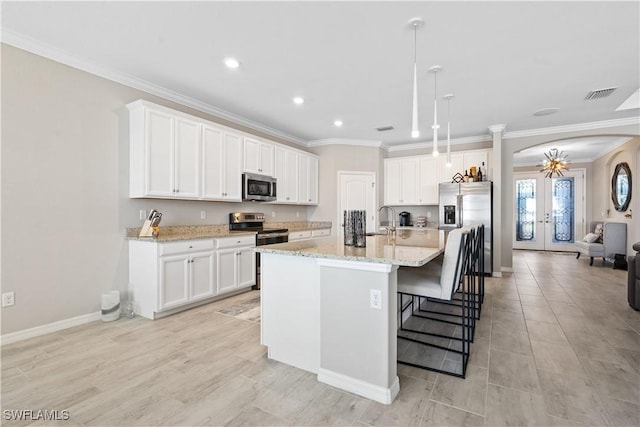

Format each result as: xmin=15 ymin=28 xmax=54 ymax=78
xmin=316 ymin=258 xmax=395 ymax=273
xmin=492 ymin=271 xmax=503 ymax=278
xmin=0 ymin=29 xmax=307 ymax=147
xmin=318 ymin=368 xmax=400 ymax=405
xmin=308 ymin=138 xmax=383 ymax=148
xmin=0 ymin=311 xmax=101 ymax=345
xmin=384 ymin=135 xmax=490 ymax=152
xmin=503 ymin=117 xmax=640 ymax=139
xmin=501 ymin=267 xmax=514 ymax=273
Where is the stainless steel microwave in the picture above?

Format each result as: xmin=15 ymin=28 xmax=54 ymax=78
xmin=242 ymin=173 xmax=277 ymax=202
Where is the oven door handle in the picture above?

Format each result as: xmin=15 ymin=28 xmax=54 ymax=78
xmin=257 ymin=232 xmax=289 ymax=239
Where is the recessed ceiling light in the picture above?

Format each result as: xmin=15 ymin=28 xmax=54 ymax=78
xmin=533 ymin=107 xmax=559 ymax=116
xmin=293 ymin=97 xmax=304 ymax=105
xmin=224 ymin=57 xmax=240 ymax=69
xmin=334 ymin=120 xmax=343 ymax=127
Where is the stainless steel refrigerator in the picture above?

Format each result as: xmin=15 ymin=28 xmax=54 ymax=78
xmin=439 ymin=182 xmax=493 ymax=275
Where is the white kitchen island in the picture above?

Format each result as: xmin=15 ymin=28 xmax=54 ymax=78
xmin=256 ymin=229 xmax=445 ymax=404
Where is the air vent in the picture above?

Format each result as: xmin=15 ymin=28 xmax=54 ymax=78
xmin=585 ymin=87 xmax=617 ymax=100
xmin=376 ymin=125 xmax=395 ymax=132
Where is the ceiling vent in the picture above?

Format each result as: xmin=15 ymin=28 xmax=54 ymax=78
xmin=376 ymin=125 xmax=395 ymax=132
xmin=585 ymin=87 xmax=617 ymax=100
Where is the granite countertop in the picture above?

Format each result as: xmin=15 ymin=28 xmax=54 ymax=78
xmin=126 ymin=221 xmax=332 ymax=242
xmin=256 ymin=229 xmax=445 ymax=267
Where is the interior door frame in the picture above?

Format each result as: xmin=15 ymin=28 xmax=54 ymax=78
xmin=337 ymin=171 xmax=377 ymax=234
xmin=513 ymin=168 xmax=586 ymax=252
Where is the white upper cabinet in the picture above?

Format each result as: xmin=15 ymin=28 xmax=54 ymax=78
xmin=174 ymin=117 xmax=201 ymax=199
xmin=130 ymin=101 xmax=201 ymax=199
xmin=438 ymin=153 xmax=464 ymax=184
xmin=202 ymin=125 xmax=242 ymax=201
xmin=384 ymin=157 xmax=419 ymax=205
xmin=244 ymin=137 xmax=274 ymax=176
xmin=298 ymin=154 xmax=318 ymax=205
xmin=418 ymin=156 xmax=438 ymax=205
xmin=129 ymin=100 xmax=317 ymax=205
xmin=275 ymin=146 xmax=299 ymax=203
xmin=383 ymin=149 xmax=490 ymax=206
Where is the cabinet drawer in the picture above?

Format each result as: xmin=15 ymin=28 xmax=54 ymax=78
xmin=216 ymin=235 xmax=256 ymax=249
xmin=289 ymin=230 xmax=312 ymax=241
xmin=159 ymin=239 xmax=214 ymax=256
xmin=311 ymin=228 xmax=331 ymax=238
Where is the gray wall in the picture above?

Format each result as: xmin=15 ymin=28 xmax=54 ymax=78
xmin=0 ymin=45 xmax=312 ymax=334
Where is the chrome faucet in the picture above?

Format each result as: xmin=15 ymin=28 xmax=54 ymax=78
xmin=378 ymin=205 xmax=396 ymax=236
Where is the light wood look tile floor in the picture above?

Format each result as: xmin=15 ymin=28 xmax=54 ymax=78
xmin=2 ymin=251 xmax=639 ymax=426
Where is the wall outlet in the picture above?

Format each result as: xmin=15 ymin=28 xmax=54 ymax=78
xmin=271 ymin=211 xmax=276 ymax=218
xmin=370 ymin=289 xmax=382 ymax=310
xmin=139 ymin=210 xmax=147 ymax=220
xmin=426 ymin=211 xmax=432 ymax=218
xmin=2 ymin=292 xmax=15 ymax=307
xmin=296 ymin=211 xmax=300 ymax=218
xmin=200 ymin=210 xmax=206 ymax=220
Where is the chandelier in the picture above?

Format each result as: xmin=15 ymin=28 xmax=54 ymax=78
xmin=540 ymin=148 xmax=570 ymax=178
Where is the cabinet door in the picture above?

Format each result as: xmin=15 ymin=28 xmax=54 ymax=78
xmin=190 ymin=251 xmax=215 ymax=301
xmin=275 ymin=147 xmax=299 ymax=203
xmin=146 ymin=109 xmax=174 ymax=197
xmin=259 ymin=142 xmax=274 ymax=176
xmin=243 ymin=137 xmax=261 ymax=173
xmin=223 ymin=132 xmax=243 ymax=201
xmin=202 ymin=125 xmax=224 ymax=199
xmin=159 ymin=255 xmax=189 ymax=310
xmin=237 ymin=248 xmax=256 ymax=288
xmin=418 ymin=156 xmax=439 ymax=205
xmin=440 ymin=153 xmax=464 ymax=183
xmin=174 ymin=117 xmax=200 ymax=198
xmin=384 ymin=159 xmax=402 ymax=205
xmin=400 ymin=158 xmax=419 ymax=204
xmin=301 ymin=155 xmax=318 ymax=204
xmin=216 ymin=248 xmax=238 ymax=295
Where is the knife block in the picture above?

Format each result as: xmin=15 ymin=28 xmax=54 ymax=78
xmin=138 ymin=219 xmax=155 ymax=237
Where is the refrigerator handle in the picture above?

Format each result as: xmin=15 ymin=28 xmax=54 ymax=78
xmin=457 ymin=194 xmax=463 ymax=227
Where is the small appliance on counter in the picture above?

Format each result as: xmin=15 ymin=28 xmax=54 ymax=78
xmin=415 ymin=216 xmax=427 ymax=227
xmin=139 ymin=209 xmax=162 ymax=237
xmin=399 ymin=211 xmax=412 ymax=227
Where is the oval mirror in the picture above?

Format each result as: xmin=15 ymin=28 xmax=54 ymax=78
xmin=611 ymin=162 xmax=632 ymax=212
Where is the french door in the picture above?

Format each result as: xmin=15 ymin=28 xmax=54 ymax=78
xmin=513 ymin=170 xmax=585 ymax=251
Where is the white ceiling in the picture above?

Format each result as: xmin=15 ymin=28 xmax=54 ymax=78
xmin=2 ymin=1 xmax=639 ymax=156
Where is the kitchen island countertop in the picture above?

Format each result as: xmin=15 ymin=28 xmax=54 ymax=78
xmin=256 ymin=228 xmax=445 ymax=267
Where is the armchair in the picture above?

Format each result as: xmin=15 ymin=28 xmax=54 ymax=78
xmin=575 ymin=222 xmax=627 ymax=266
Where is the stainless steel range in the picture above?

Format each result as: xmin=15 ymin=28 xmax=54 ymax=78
xmin=229 ymin=212 xmax=288 ymax=288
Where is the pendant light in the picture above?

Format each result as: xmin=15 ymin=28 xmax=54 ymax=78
xmin=409 ymin=18 xmax=424 ymax=138
xmin=429 ymin=66 xmax=442 ymax=156
xmin=443 ymin=94 xmax=454 ymax=167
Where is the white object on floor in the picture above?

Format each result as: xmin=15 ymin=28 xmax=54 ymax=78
xmin=101 ymin=290 xmax=120 ymax=322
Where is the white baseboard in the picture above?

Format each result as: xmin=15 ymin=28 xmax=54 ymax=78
xmin=501 ymin=266 xmax=514 ymax=273
xmin=492 ymin=271 xmax=503 ymax=278
xmin=1 ymin=311 xmax=101 ymax=345
xmin=318 ymin=368 xmax=400 ymax=405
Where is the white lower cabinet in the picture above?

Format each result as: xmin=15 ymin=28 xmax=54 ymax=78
xmin=215 ymin=236 xmax=256 ymax=296
xmin=129 ymin=236 xmax=255 ymax=319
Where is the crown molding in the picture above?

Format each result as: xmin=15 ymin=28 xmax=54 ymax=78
xmin=0 ymin=29 xmax=308 ymax=146
xmin=503 ymin=116 xmax=640 ymax=139
xmin=384 ymin=135 xmax=490 ymax=152
xmin=307 ymin=138 xmax=383 ymax=148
